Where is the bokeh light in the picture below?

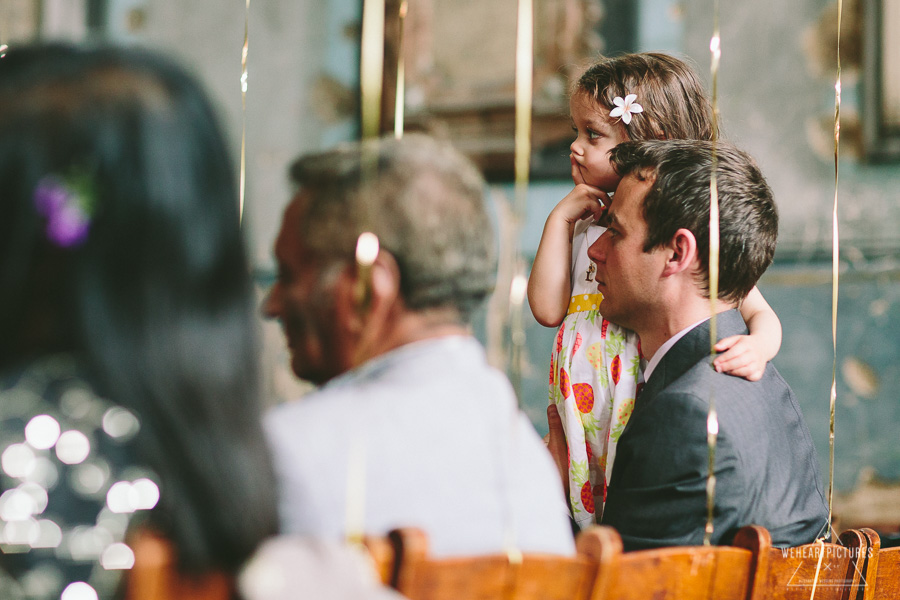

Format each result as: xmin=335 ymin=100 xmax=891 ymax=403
xmin=55 ymin=431 xmax=91 ymax=465
xmin=24 ymin=415 xmax=61 ymax=449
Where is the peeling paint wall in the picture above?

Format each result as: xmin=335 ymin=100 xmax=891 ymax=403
xmin=121 ymin=0 xmax=898 ymax=515
xmin=677 ymin=0 xmax=900 ymax=505
xmin=140 ymin=0 xmax=356 ymax=269
xmin=682 ymin=0 xmax=900 ymax=255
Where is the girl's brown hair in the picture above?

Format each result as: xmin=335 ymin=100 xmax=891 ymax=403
xmin=575 ymin=52 xmax=717 ymax=142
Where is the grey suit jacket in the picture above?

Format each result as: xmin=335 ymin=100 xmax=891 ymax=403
xmin=601 ymin=309 xmax=829 ymax=551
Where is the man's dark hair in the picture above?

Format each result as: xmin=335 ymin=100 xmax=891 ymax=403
xmin=609 ymin=139 xmax=778 ymax=303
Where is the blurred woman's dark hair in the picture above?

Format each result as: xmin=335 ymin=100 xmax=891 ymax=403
xmin=0 ymin=43 xmax=277 ymax=573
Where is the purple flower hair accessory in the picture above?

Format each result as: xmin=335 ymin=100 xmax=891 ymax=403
xmin=33 ymin=172 xmax=95 ymax=248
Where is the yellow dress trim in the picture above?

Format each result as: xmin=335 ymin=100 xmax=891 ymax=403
xmin=567 ymin=293 xmax=603 ymax=315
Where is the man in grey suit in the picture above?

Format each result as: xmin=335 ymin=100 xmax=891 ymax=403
xmin=589 ymin=139 xmax=829 ymax=550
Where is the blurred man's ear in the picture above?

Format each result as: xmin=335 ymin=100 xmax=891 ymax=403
xmin=365 ymin=251 xmax=401 ymax=317
xmin=336 ymin=250 xmax=402 ymax=367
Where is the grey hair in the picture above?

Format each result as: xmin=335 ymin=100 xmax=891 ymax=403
xmin=288 ymin=134 xmax=497 ymax=323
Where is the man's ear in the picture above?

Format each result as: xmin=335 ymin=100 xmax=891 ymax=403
xmin=662 ymin=228 xmax=699 ymax=277
xmin=339 ymin=251 xmax=402 ymax=334
xmin=367 ymin=251 xmax=402 ymax=316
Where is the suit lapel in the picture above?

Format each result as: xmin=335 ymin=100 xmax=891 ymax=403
xmin=628 ymin=309 xmax=748 ymax=419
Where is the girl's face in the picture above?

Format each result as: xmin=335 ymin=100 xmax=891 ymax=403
xmin=569 ymin=92 xmax=629 ymax=193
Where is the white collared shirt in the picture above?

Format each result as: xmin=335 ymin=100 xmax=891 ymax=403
xmin=264 ymin=335 xmax=575 ymax=557
xmin=643 ymin=317 xmax=712 ymax=382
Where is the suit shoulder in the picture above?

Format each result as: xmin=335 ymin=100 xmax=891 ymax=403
xmin=667 ymin=359 xmax=791 ymax=406
xmin=628 ymin=381 xmax=711 ymax=443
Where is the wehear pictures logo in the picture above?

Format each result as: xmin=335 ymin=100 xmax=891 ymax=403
xmin=783 ymin=521 xmax=870 ymax=590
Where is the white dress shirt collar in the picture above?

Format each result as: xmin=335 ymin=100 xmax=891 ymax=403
xmin=643 ymin=316 xmax=712 ymax=382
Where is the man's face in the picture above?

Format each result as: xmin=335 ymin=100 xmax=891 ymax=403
xmin=263 ymin=193 xmax=345 ymax=384
xmin=587 ymin=173 xmax=668 ymax=331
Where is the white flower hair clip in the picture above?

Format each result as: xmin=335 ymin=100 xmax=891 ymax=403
xmin=609 ymin=94 xmax=643 ymax=125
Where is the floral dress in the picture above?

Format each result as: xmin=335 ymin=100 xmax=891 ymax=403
xmin=548 ymin=219 xmax=644 ymax=530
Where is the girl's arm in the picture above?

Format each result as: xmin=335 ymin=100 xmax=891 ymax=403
xmin=713 ymin=285 xmax=782 ymax=381
xmin=527 ymin=184 xmax=607 ymax=327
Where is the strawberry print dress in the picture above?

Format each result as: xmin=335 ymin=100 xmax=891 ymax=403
xmin=548 ymin=219 xmax=644 ymax=530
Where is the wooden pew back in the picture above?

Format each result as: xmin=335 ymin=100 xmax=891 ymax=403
xmin=589 ymin=525 xmax=770 ymax=600
xmin=857 ymin=528 xmax=900 ymax=600
xmin=370 ymin=527 xmax=605 ymax=600
xmin=125 ymin=529 xmax=232 ymax=600
xmin=753 ymin=529 xmax=867 ymax=600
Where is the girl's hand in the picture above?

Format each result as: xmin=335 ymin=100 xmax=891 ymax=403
xmin=551 ymin=184 xmax=608 ymax=224
xmin=713 ymin=335 xmax=768 ymax=381
xmin=527 ymin=157 xmax=610 ymax=328
xmin=571 ymin=153 xmax=588 ymax=186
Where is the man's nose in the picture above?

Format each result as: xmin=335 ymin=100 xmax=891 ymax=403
xmin=587 ymin=234 xmax=605 ymax=264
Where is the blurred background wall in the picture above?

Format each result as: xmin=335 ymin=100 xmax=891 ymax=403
xmin=3 ymin=0 xmax=898 ymax=530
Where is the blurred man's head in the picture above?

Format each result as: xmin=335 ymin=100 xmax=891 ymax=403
xmin=265 ymin=134 xmax=497 ymax=383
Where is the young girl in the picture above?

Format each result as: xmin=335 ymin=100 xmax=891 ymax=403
xmin=527 ymin=53 xmax=783 ymax=529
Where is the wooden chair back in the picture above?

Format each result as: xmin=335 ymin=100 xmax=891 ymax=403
xmin=752 ymin=529 xmax=868 ymax=600
xmin=363 ymin=532 xmax=398 ymax=585
xmin=375 ymin=527 xmax=606 ymax=600
xmin=857 ymin=528 xmax=900 ymax=600
xmin=589 ymin=525 xmax=771 ymax=600
xmin=125 ymin=529 xmax=233 ymax=600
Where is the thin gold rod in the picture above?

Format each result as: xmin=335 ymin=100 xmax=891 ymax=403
xmin=508 ymin=0 xmax=533 ymax=403
xmin=344 ymin=436 xmax=367 ymax=547
xmin=827 ymin=0 xmax=843 ymax=535
xmin=703 ymin=2 xmax=721 ymax=547
xmin=361 ymin=0 xmax=386 ymax=139
xmin=0 ymin=1 xmax=7 ymax=58
xmin=514 ymin=0 xmax=533 ymax=209
xmin=394 ymin=1 xmax=408 ymax=139
xmin=346 ymin=0 xmax=387 ymax=546
xmin=809 ymin=539 xmax=826 ymax=600
xmin=239 ymin=0 xmax=250 ymax=225
xmin=500 ymin=0 xmax=534 ymax=560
